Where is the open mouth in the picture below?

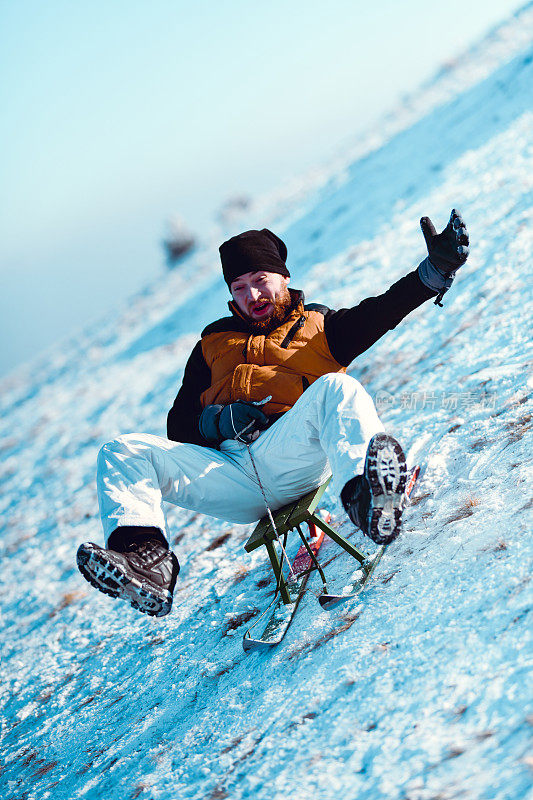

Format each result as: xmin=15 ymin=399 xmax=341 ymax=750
xmin=250 ymin=299 xmax=272 ymax=317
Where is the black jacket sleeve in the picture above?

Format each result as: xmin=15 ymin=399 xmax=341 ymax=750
xmin=324 ymin=269 xmax=437 ymax=367
xmin=167 ymin=340 xmax=212 ymax=445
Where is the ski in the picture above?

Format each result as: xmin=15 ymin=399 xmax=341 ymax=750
xmin=242 ymin=515 xmax=328 ymax=652
xmin=318 ymin=464 xmax=422 ymax=610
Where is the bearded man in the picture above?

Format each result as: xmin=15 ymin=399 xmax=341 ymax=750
xmin=77 ymin=214 xmax=469 ymax=617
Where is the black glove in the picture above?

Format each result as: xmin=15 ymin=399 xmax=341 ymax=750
xmin=418 ymin=209 xmax=469 ymax=306
xmin=199 ymin=401 xmax=269 ymax=445
xmin=420 ymin=208 xmax=469 ymax=273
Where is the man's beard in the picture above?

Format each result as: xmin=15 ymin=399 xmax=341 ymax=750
xmin=244 ymin=287 xmax=294 ymax=335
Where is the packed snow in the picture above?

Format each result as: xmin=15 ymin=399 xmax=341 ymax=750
xmin=1 ymin=5 xmax=532 ymax=800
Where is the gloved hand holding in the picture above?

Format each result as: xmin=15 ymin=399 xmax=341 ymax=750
xmin=199 ymin=401 xmax=270 ymax=445
xmin=417 ymin=209 xmax=469 ymax=305
xmin=420 ymin=208 xmax=469 ymax=273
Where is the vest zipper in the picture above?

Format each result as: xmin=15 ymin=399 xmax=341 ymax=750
xmin=280 ymin=315 xmax=305 ymax=348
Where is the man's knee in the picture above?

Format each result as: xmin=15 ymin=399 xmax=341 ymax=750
xmin=97 ymin=433 xmax=146 ymax=466
xmin=313 ymin=372 xmax=365 ymax=396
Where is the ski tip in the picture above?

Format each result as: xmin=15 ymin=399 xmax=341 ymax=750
xmin=318 ymin=594 xmax=344 ymax=610
xmin=319 ymin=592 xmax=366 ymax=611
xmin=319 ymin=595 xmax=365 ymax=613
xmin=242 ymin=635 xmax=278 ymax=653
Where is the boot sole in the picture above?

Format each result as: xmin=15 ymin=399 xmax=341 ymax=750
xmin=76 ymin=542 xmax=172 ymax=617
xmin=364 ymin=433 xmax=407 ymax=545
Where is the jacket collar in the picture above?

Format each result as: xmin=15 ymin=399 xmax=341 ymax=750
xmin=228 ymin=288 xmax=305 ymax=327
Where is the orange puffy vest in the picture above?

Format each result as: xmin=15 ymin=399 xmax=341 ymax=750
xmin=200 ymin=298 xmax=345 ymax=417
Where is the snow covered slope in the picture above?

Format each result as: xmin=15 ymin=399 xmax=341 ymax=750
xmin=1 ymin=6 xmax=532 ymax=800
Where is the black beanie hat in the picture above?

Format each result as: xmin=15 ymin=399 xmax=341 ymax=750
xmin=219 ymin=228 xmax=290 ymax=288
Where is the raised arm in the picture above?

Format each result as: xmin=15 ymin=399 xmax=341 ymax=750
xmin=324 ymin=209 xmax=469 ymax=367
xmin=323 ymin=269 xmax=435 ymax=367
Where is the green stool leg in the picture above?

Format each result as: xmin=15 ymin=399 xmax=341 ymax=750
xmin=265 ymin=540 xmax=292 ymax=604
xmin=308 ymin=512 xmax=367 ymax=565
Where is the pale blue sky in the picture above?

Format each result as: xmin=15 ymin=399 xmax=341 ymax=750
xmin=0 ymin=0 xmax=526 ymax=376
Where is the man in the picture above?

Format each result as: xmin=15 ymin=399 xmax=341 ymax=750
xmin=77 ymin=211 xmax=469 ymax=618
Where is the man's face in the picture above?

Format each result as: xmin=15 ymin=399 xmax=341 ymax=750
xmin=230 ymin=270 xmax=290 ymax=323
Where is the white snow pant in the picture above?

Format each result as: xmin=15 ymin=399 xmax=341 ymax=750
xmin=96 ymin=373 xmax=385 ymax=544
